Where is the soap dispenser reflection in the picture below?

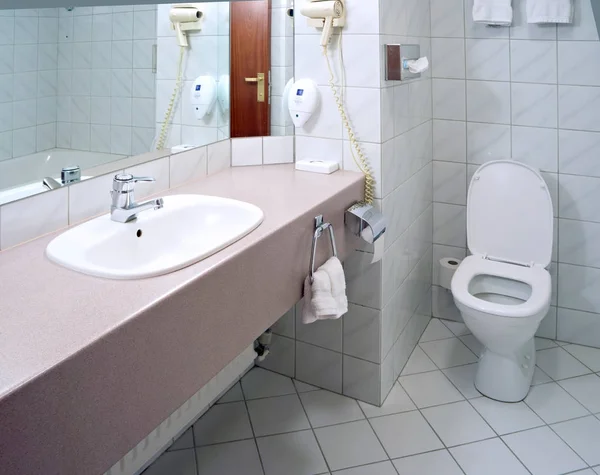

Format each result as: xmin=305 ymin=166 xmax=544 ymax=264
xmin=190 ymin=76 xmax=218 ymax=119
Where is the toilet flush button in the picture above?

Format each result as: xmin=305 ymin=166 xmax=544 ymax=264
xmin=522 ymin=364 xmax=529 ymax=369
xmin=525 ymin=355 xmax=531 ymax=360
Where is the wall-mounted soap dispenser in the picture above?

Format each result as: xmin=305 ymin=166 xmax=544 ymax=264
xmin=190 ymin=76 xmax=217 ymax=119
xmin=288 ymin=78 xmax=320 ymax=128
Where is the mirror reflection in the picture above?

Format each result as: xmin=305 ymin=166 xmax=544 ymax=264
xmin=0 ymin=1 xmax=294 ymax=205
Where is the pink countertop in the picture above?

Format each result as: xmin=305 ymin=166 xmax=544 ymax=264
xmin=0 ymin=164 xmax=363 ymax=475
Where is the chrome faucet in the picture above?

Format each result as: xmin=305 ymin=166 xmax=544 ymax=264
xmin=110 ymin=174 xmax=164 ymax=223
xmin=42 ymin=166 xmax=82 ymax=191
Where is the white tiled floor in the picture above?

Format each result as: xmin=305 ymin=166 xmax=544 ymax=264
xmin=143 ymin=319 xmax=600 ymax=475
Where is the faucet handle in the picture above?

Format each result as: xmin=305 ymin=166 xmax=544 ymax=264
xmin=112 ymin=174 xmax=156 ymax=193
xmin=132 ymin=176 xmax=156 ymax=184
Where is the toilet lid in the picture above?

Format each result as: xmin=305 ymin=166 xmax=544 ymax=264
xmin=467 ymin=160 xmax=553 ymax=268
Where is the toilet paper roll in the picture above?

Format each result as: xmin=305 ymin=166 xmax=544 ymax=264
xmin=439 ymin=257 xmax=461 ymax=290
xmin=360 ymin=227 xmax=385 ymax=264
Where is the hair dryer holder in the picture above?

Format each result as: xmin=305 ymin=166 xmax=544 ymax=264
xmin=170 ymin=4 xmax=203 ymax=47
xmin=304 ymin=0 xmax=346 ymax=28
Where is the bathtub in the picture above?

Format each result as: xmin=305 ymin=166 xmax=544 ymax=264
xmin=0 ymin=149 xmax=126 ymax=205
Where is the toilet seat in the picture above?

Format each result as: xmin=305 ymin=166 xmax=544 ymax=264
xmin=452 ymin=160 xmax=554 ymax=319
xmin=467 ymin=160 xmax=553 ymax=269
xmin=451 ymin=255 xmax=551 ymax=319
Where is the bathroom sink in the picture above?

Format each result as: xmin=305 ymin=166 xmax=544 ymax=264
xmin=46 ymin=194 xmax=264 ymax=279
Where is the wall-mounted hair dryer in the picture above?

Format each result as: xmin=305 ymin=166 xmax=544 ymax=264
xmin=170 ymin=4 xmax=203 ymax=47
xmin=300 ymin=0 xmax=345 ymax=46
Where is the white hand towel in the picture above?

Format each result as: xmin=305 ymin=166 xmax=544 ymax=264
xmin=301 ymin=269 xmax=337 ymax=324
xmin=301 ymin=257 xmax=348 ymax=324
xmin=527 ymin=0 xmax=573 ymax=23
xmin=321 ymin=257 xmax=348 ymax=318
xmin=301 ymin=276 xmax=317 ymax=324
xmin=311 ymin=266 xmax=339 ymax=319
xmin=473 ymin=0 xmax=513 ymax=25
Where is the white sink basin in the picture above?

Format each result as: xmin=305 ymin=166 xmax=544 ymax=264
xmin=46 ymin=194 xmax=264 ymax=279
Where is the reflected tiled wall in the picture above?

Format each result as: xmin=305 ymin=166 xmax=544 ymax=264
xmin=0 ymin=139 xmax=231 ymax=250
xmin=270 ymin=0 xmax=294 ymax=136
xmin=156 ymin=2 xmax=230 ymax=149
xmin=56 ymin=5 xmax=158 ymax=156
xmin=261 ymin=0 xmax=433 ymax=407
xmin=0 ymin=8 xmax=59 ymax=160
xmin=430 ymin=0 xmax=600 ymax=347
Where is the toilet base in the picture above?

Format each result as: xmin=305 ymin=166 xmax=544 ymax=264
xmin=474 ymin=338 xmax=536 ymax=403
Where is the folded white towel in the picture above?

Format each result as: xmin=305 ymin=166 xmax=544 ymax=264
xmin=527 ymin=0 xmax=573 ymax=23
xmin=301 ymin=257 xmax=348 ymax=324
xmin=321 ymin=257 xmax=348 ymax=318
xmin=473 ymin=0 xmax=513 ymax=25
xmin=302 ymin=276 xmax=317 ymax=325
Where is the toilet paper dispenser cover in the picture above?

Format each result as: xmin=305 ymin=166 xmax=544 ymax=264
xmin=345 ymin=204 xmax=386 ymax=242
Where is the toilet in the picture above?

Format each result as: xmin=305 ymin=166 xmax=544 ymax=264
xmin=451 ymin=160 xmax=553 ymax=403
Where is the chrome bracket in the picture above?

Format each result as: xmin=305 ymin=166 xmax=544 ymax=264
xmin=309 ymin=215 xmax=337 ymax=283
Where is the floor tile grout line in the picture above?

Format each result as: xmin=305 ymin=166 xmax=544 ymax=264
xmin=412 ymin=328 xmax=595 ymax=385
xmin=363 ymin=390 xmax=595 ymax=436
xmin=191 ymin=419 xmax=200 ymax=475
xmin=419 ymin=333 xmax=480 ymax=363
xmin=403 ymin=331 xmax=594 ymax=474
xmin=463 ymin=393 xmax=534 ymax=475
xmin=188 ymin=345 xmax=600 ymax=472
xmin=435 ymin=342 xmax=539 ymax=474
xmin=555 ymin=379 xmax=600 ymax=415
xmin=439 ymin=318 xmax=472 ymax=337
xmin=239 ymin=380 xmax=267 ymax=475
xmin=173 ymin=350 xmax=600 ymax=474
xmin=557 ymin=345 xmax=600 ymax=376
xmin=522 ymin=393 xmax=593 ymax=425
xmin=354 ymin=394 xmax=398 ymax=472
xmin=396 ymin=341 xmax=466 ymax=469
xmin=395 ymin=372 xmax=468 ymax=475
xmin=546 ymin=420 xmax=592 ymax=470
xmin=413 ymin=334 xmax=529 ymax=472
xmin=295 ymin=383 xmax=334 ymax=474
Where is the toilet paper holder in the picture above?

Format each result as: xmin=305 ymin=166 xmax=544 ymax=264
xmin=345 ymin=204 xmax=387 ymax=244
xmin=385 ymin=44 xmax=428 ymax=81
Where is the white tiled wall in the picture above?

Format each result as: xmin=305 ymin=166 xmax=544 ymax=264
xmin=270 ymin=0 xmax=294 ymax=137
xmin=155 ymin=2 xmax=230 ymax=150
xmin=430 ymin=0 xmax=600 ymax=348
xmin=56 ymin=5 xmax=157 ymax=156
xmin=0 ymin=8 xmax=59 ymax=161
xmin=261 ymin=0 xmax=433 ymax=407
xmin=375 ymin=0 xmax=434 ymax=400
xmin=231 ymin=135 xmax=294 ymax=166
xmin=0 ymin=139 xmax=231 ymax=250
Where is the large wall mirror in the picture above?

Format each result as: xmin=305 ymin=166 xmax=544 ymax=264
xmin=0 ymin=0 xmax=294 ymax=205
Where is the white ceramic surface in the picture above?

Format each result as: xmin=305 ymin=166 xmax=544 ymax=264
xmin=451 ymin=160 xmax=553 ymax=402
xmin=46 ymin=194 xmax=264 ymax=279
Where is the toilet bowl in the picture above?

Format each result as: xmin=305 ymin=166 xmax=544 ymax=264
xmin=450 ymin=160 xmax=553 ymax=403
